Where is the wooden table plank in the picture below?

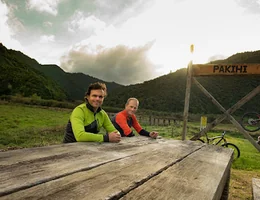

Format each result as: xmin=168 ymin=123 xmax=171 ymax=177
xmin=253 ymin=178 xmax=260 ymax=200
xmin=0 ymin=140 xmax=203 ymax=200
xmin=0 ymin=137 xmax=167 ymax=196
xmin=121 ymin=145 xmax=233 ymax=200
xmin=0 ymin=136 xmax=149 ymax=166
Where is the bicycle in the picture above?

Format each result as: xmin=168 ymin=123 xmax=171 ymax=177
xmin=240 ymin=112 xmax=260 ymax=132
xmin=197 ymin=131 xmax=240 ymax=160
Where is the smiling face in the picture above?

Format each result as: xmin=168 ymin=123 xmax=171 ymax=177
xmin=86 ymin=89 xmax=105 ymax=111
xmin=125 ymin=99 xmax=139 ymax=116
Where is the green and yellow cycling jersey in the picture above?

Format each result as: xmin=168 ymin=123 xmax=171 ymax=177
xmin=63 ymin=103 xmax=116 ymax=143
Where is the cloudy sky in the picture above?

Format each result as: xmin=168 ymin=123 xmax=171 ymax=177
xmin=1 ymin=0 xmax=260 ymax=85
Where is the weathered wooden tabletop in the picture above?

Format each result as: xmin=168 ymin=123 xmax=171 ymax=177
xmin=0 ymin=136 xmax=233 ymax=200
xmin=253 ymin=178 xmax=260 ymax=200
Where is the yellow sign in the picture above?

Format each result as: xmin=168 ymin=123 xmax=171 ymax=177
xmin=192 ymin=64 xmax=260 ymax=76
xmin=190 ymin=44 xmax=194 ymax=53
xmin=200 ymin=116 xmax=207 ymax=130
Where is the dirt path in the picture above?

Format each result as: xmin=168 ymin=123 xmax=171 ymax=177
xmin=229 ymin=168 xmax=260 ymax=200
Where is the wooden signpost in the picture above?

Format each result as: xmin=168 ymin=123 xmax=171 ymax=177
xmin=192 ymin=64 xmax=260 ymax=76
xmin=182 ymin=46 xmax=260 ymax=152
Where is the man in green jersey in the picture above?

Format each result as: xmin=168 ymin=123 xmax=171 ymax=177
xmin=63 ymin=82 xmax=121 ymax=143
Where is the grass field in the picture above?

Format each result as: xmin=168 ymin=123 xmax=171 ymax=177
xmin=0 ymin=102 xmax=260 ymax=199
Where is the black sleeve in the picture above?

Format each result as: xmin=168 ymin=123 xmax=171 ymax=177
xmin=127 ymin=131 xmax=135 ymax=137
xmin=139 ymin=129 xmax=150 ymax=137
xmin=103 ymin=134 xmax=109 ymax=142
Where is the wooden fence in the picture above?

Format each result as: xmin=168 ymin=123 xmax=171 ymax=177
xmin=107 ymin=113 xmax=180 ymax=126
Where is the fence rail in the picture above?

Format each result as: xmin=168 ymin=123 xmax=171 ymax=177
xmin=107 ymin=113 xmax=180 ymax=126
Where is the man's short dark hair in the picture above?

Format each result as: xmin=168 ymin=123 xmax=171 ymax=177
xmin=85 ymin=82 xmax=107 ymax=99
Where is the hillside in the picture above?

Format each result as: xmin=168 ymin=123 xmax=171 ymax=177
xmin=104 ymin=52 xmax=260 ymax=114
xmin=0 ymin=43 xmax=123 ymax=100
xmin=0 ymin=43 xmax=259 ymax=114
xmin=209 ymin=50 xmax=260 ymax=64
xmin=0 ymin=43 xmax=67 ymax=100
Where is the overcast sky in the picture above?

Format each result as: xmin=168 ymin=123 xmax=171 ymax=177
xmin=1 ymin=0 xmax=260 ymax=85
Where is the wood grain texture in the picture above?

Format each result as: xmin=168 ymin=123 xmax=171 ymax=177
xmin=192 ymin=64 xmax=260 ymax=76
xmin=0 ymin=137 xmax=232 ymax=200
xmin=0 ymin=136 xmax=149 ymax=166
xmin=121 ymin=145 xmax=233 ymax=200
xmin=0 ymin=137 xmax=162 ymax=195
xmin=253 ymin=178 xmax=260 ymax=200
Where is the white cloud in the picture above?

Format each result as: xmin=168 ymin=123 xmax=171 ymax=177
xmin=60 ymin=42 xmax=157 ymax=85
xmin=43 ymin=21 xmax=53 ymax=27
xmin=26 ymin=0 xmax=62 ymax=15
xmin=25 ymin=41 xmax=66 ymax=65
xmin=235 ymin=0 xmax=260 ymax=14
xmin=0 ymin=2 xmax=10 ymax=33
xmin=61 ymin=0 xmax=260 ymax=80
xmin=0 ymin=1 xmax=23 ymax=50
xmin=68 ymin=11 xmax=106 ymax=34
xmin=2 ymin=0 xmax=260 ymax=85
xmin=40 ymin=35 xmax=55 ymax=43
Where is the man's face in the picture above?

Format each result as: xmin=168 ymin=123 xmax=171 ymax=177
xmin=86 ymin=89 xmax=105 ymax=109
xmin=125 ymin=100 xmax=138 ymax=116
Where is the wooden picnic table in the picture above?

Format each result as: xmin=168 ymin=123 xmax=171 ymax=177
xmin=252 ymin=178 xmax=260 ymax=200
xmin=0 ymin=136 xmax=233 ymax=200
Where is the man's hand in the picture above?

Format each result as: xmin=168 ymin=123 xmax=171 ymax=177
xmin=149 ymin=131 xmax=158 ymax=139
xmin=108 ymin=131 xmax=121 ymax=143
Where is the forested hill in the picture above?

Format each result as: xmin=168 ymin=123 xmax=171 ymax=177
xmin=0 ymin=43 xmax=122 ymax=100
xmin=0 ymin=43 xmax=67 ymax=100
xmin=0 ymin=43 xmax=259 ymax=114
xmin=209 ymin=50 xmax=260 ymax=64
xmin=104 ymin=53 xmax=260 ymax=114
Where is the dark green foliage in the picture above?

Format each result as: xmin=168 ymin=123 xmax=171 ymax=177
xmin=0 ymin=43 xmax=122 ymax=101
xmin=209 ymin=50 xmax=260 ymax=64
xmin=0 ymin=95 xmax=78 ymax=108
xmin=34 ymin=65 xmax=123 ymax=100
xmin=105 ymin=56 xmax=260 ymax=114
xmin=1 ymin=43 xmax=259 ymax=114
xmin=104 ymin=69 xmax=188 ymax=112
xmin=0 ymin=44 xmax=67 ymax=100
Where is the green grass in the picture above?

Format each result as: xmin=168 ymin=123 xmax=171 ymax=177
xmin=141 ymin=122 xmax=260 ymax=171
xmin=1 ymin=103 xmax=259 ymax=170
xmin=1 ymin=102 xmax=259 ymax=199
xmin=0 ymin=103 xmax=71 ymax=150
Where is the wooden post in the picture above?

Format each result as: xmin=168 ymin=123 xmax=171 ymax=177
xmin=182 ymin=44 xmax=194 ymax=140
xmin=191 ymin=85 xmax=260 ymax=141
xmin=192 ymin=78 xmax=260 ymax=152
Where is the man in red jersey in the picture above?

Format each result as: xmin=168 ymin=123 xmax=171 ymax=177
xmin=111 ymin=98 xmax=158 ymax=138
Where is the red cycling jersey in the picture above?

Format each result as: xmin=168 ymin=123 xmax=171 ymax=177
xmin=113 ymin=110 xmax=142 ymax=136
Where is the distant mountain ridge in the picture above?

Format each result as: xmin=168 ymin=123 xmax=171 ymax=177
xmin=0 ymin=43 xmax=259 ymax=114
xmin=0 ymin=43 xmax=67 ymax=100
xmin=0 ymin=43 xmax=122 ymax=100
xmin=209 ymin=50 xmax=260 ymax=64
xmin=104 ymin=53 xmax=260 ymax=114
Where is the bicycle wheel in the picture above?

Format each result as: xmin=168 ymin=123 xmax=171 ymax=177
xmin=240 ymin=112 xmax=260 ymax=132
xmin=197 ymin=138 xmax=205 ymax=143
xmin=222 ymin=142 xmax=240 ymax=159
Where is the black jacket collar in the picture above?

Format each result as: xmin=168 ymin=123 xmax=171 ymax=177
xmin=86 ymin=103 xmax=102 ymax=113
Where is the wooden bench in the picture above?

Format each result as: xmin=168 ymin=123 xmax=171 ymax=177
xmin=0 ymin=136 xmax=233 ymax=200
xmin=253 ymin=178 xmax=260 ymax=200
